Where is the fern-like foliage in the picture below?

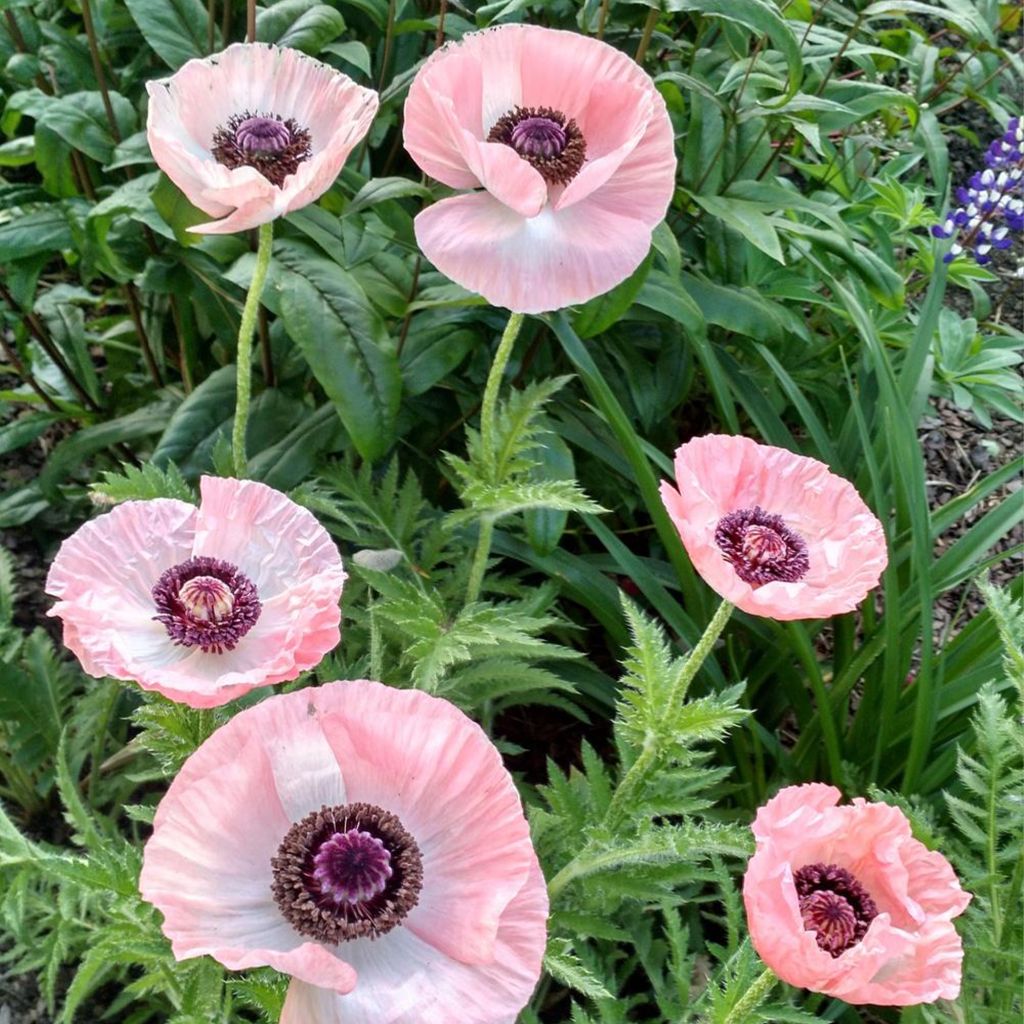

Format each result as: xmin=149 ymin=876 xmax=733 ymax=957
xmin=533 ymin=598 xmax=750 ymax=1015
xmin=447 ymin=376 xmax=605 ymax=526
xmin=921 ymin=581 xmax=1023 ymax=1024
xmin=91 ymin=461 xmax=196 ymax=504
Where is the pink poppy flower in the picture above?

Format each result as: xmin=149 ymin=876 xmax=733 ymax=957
xmin=139 ymin=679 xmax=548 ymax=1022
xmin=743 ymin=784 xmax=970 ymax=1005
xmin=46 ymin=476 xmax=345 ymax=708
xmin=659 ymin=434 xmax=888 ymax=619
xmin=146 ymin=43 xmax=378 ymax=234
xmin=403 ymin=24 xmax=676 ymax=313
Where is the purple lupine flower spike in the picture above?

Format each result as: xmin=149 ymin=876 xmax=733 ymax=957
xmin=932 ymin=117 xmax=1024 ymax=274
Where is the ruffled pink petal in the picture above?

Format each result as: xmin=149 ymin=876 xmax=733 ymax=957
xmin=852 ymin=918 xmax=966 ymax=1005
xmin=141 ymin=698 xmax=358 ymax=991
xmin=404 ymin=22 xmax=675 ymax=225
xmin=751 ymin=783 xmax=842 ymax=842
xmin=280 ymin=858 xmax=548 ymax=1024
xmin=553 ymin=81 xmax=654 ymax=212
xmin=100 ymin=581 xmax=341 ymax=708
xmin=46 ymin=498 xmax=196 ymax=678
xmin=403 ymin=47 xmax=484 ymax=189
xmin=432 ymin=97 xmax=547 ymax=217
xmin=147 ymin=43 xmax=376 ymax=234
xmin=662 ymin=435 xmax=888 ymax=620
xmin=317 ymin=682 xmax=534 ymax=966
xmin=46 ymin=498 xmax=196 ymax=609
xmin=900 ymin=838 xmax=972 ymax=922
xmin=192 ymin=476 xmax=344 ymax=599
xmin=48 ymin=478 xmax=343 ymax=708
xmin=415 ymin=190 xmax=653 ymax=313
xmin=140 ymin=734 xmax=352 ymax=991
xmin=555 ymin=79 xmax=676 ymax=222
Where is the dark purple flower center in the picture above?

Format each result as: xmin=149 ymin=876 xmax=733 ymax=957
xmin=235 ymin=115 xmax=292 ymax=153
xmin=271 ymin=802 xmax=422 ymax=943
xmin=311 ymin=828 xmax=393 ymax=905
xmin=715 ymin=506 xmax=809 ymax=587
xmin=211 ymin=110 xmax=312 ymax=188
xmin=152 ymin=556 xmax=260 ymax=654
xmin=794 ymin=862 xmax=878 ymax=957
xmin=511 ymin=116 xmax=567 ymax=159
xmin=488 ymin=105 xmax=587 ymax=185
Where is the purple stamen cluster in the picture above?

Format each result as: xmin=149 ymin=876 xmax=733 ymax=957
xmin=272 ymin=802 xmax=422 ymax=944
xmin=931 ymin=117 xmax=1023 ymax=273
xmin=715 ymin=506 xmax=810 ymax=587
xmin=152 ymin=556 xmax=260 ymax=653
xmin=793 ymin=862 xmax=878 ymax=957
xmin=211 ymin=110 xmax=312 ymax=187
xmin=488 ymin=105 xmax=587 ymax=185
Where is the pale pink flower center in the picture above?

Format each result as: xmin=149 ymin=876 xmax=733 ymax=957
xmin=488 ymin=105 xmax=587 ymax=185
xmin=715 ymin=505 xmax=810 ymax=587
xmin=178 ymin=575 xmax=234 ymax=623
xmin=793 ymin=862 xmax=878 ymax=957
xmin=312 ymin=828 xmax=393 ymax=905
xmin=152 ymin=556 xmax=261 ymax=654
xmin=272 ymin=802 xmax=423 ymax=943
xmin=211 ymin=110 xmax=312 ymax=188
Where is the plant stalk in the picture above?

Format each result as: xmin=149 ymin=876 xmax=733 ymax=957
xmin=722 ymin=967 xmax=777 ymax=1023
xmin=549 ymin=600 xmax=733 ymax=900
xmin=231 ymin=220 xmax=274 ymax=478
xmin=463 ymin=311 xmax=526 ymax=604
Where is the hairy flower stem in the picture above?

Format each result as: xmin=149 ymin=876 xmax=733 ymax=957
xmin=464 ymin=312 xmax=526 ymax=604
xmin=548 ymin=600 xmax=733 ymax=901
xmin=231 ymin=220 xmax=274 ymax=478
xmin=722 ymin=967 xmax=776 ymax=1023
xmin=605 ymin=599 xmax=732 ymax=826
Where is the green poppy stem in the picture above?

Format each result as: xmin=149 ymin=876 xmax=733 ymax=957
xmin=465 ymin=311 xmax=526 ymax=604
xmin=231 ymin=220 xmax=274 ymax=478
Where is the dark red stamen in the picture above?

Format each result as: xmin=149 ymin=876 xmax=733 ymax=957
xmin=152 ymin=556 xmax=260 ymax=654
xmin=211 ymin=110 xmax=312 ymax=187
xmin=488 ymin=105 xmax=586 ymax=185
xmin=715 ymin=506 xmax=810 ymax=586
xmin=793 ymin=862 xmax=878 ymax=957
xmin=271 ymin=802 xmax=422 ymax=944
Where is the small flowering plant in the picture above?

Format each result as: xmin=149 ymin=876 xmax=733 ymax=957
xmin=931 ymin=116 xmax=1023 ymax=273
xmin=146 ymin=42 xmax=378 ymax=235
xmin=139 ymin=680 xmax=547 ymax=1023
xmin=743 ymin=784 xmax=971 ymax=1006
xmin=403 ymin=23 xmax=676 ymax=313
xmin=2 ymin=2 xmax=1021 ymax=1023
xmin=45 ymin=477 xmax=345 ymax=708
xmin=659 ymin=434 xmax=888 ymax=620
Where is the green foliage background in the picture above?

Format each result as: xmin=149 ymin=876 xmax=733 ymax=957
xmin=0 ymin=0 xmax=1021 ymax=1021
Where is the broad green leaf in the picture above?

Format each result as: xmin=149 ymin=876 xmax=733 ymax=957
xmin=345 ymin=176 xmax=433 ymax=216
xmin=691 ymin=194 xmax=785 ymax=264
xmin=151 ymin=173 xmax=208 ymax=242
xmin=249 ymin=403 xmax=345 ymax=489
xmin=573 ymin=249 xmax=654 ymax=338
xmin=125 ymin=0 xmax=214 ymax=69
xmin=34 ymin=92 xmax=137 ymax=164
xmin=256 ymin=0 xmax=346 ymax=52
xmin=0 ymin=204 xmax=74 ymax=262
xmin=39 ymin=401 xmax=175 ymax=497
xmin=274 ymin=239 xmax=401 ymax=461
xmin=151 ymin=365 xmax=236 ymax=469
xmin=322 ymin=40 xmax=373 ymax=77
xmin=399 ymin=312 xmax=478 ymax=396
